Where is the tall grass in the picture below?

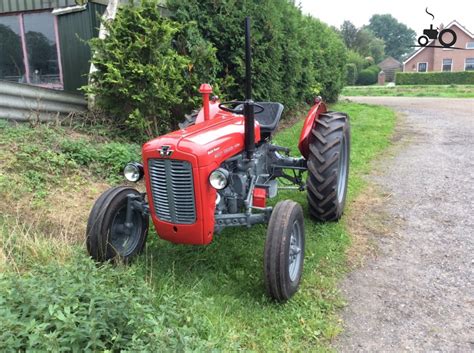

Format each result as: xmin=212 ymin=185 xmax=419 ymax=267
xmin=0 ymin=102 xmax=396 ymax=350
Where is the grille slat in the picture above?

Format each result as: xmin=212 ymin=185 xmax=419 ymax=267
xmin=148 ymin=159 xmax=196 ymax=224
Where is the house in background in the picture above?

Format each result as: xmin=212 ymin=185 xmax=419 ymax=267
xmin=0 ymin=0 xmax=107 ymax=93
xmin=377 ymin=56 xmax=402 ymax=82
xmin=403 ymin=20 xmax=474 ymax=73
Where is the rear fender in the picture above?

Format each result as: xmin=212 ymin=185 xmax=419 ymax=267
xmin=298 ymin=101 xmax=327 ymax=159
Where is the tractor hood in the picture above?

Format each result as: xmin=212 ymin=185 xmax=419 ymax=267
xmin=142 ymin=114 xmax=261 ymax=167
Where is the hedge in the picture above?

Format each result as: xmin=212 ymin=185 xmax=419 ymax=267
xmin=396 ymin=71 xmax=474 ymax=85
xmin=356 ymin=69 xmax=375 ymax=85
xmin=87 ymin=0 xmax=347 ymax=138
xmin=345 ymin=63 xmax=357 ymax=85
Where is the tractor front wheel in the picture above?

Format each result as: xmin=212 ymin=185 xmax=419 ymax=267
xmin=307 ymin=112 xmax=350 ymax=221
xmin=264 ymin=200 xmax=305 ymax=302
xmin=86 ymin=186 xmax=148 ymax=263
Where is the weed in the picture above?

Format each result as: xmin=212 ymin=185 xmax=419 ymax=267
xmin=0 ymin=102 xmax=396 ymax=351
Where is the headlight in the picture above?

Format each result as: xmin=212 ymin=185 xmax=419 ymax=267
xmin=124 ymin=162 xmax=144 ymax=182
xmin=209 ymin=168 xmax=229 ymax=190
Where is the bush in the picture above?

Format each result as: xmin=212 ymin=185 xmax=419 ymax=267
xmin=86 ymin=1 xmax=220 ymax=139
xmin=170 ymin=0 xmax=347 ymax=105
xmin=367 ymin=65 xmax=380 ymax=76
xmin=345 ymin=63 xmax=358 ymax=85
xmin=0 ymin=255 xmax=212 ymax=351
xmin=396 ymin=71 xmax=474 ymax=85
xmin=87 ymin=0 xmax=347 ymax=135
xmin=356 ymin=68 xmax=378 ymax=85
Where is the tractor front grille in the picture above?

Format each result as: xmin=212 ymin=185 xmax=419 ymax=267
xmin=148 ymin=159 xmax=196 ymax=224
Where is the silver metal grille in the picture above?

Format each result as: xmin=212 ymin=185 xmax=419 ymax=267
xmin=148 ymin=159 xmax=196 ymax=224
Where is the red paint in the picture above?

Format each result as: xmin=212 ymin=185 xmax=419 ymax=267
xmin=298 ymin=101 xmax=327 ymax=159
xmin=195 ymin=99 xmax=221 ymax=124
xmin=252 ymin=187 xmax=267 ymax=208
xmin=143 ymin=112 xmax=261 ymax=245
xmin=199 ymin=83 xmax=213 ymax=121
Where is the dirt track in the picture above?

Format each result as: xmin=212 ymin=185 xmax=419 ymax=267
xmin=337 ymin=97 xmax=474 ymax=352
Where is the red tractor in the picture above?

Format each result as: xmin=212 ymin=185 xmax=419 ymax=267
xmin=86 ymin=18 xmax=350 ymax=301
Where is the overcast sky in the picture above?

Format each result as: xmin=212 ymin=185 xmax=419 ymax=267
xmin=298 ymin=0 xmax=474 ymax=36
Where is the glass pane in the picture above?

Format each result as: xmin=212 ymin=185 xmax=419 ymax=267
xmin=418 ymin=63 xmax=427 ymax=72
xmin=0 ymin=15 xmax=26 ymax=83
xmin=466 ymin=58 xmax=474 ymax=71
xmin=23 ymin=12 xmax=61 ymax=87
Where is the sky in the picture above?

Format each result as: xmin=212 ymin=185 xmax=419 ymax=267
xmin=298 ymin=0 xmax=474 ymax=36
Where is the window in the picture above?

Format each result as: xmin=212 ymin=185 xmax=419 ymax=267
xmin=442 ymin=59 xmax=453 ymax=72
xmin=24 ymin=12 xmax=60 ymax=86
xmin=417 ymin=62 xmax=428 ymax=72
xmin=0 ymin=12 xmax=62 ymax=89
xmin=0 ymin=16 xmax=25 ymax=83
xmin=465 ymin=58 xmax=474 ymax=71
xmin=466 ymin=42 xmax=474 ymax=49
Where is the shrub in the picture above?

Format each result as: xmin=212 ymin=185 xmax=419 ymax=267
xmin=345 ymin=63 xmax=358 ymax=85
xmin=0 ymin=255 xmax=212 ymax=351
xmin=396 ymin=71 xmax=474 ymax=85
xmin=367 ymin=65 xmax=380 ymax=76
xmin=87 ymin=0 xmax=347 ymax=133
xmin=357 ymin=68 xmax=377 ymax=85
xmin=86 ymin=1 xmax=220 ymax=139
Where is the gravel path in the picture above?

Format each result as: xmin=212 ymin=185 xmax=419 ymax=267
xmin=337 ymin=97 xmax=474 ymax=352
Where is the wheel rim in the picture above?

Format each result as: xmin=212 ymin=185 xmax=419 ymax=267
xmin=109 ymin=205 xmax=142 ymax=257
xmin=288 ymin=220 xmax=303 ymax=282
xmin=337 ymin=134 xmax=348 ymax=204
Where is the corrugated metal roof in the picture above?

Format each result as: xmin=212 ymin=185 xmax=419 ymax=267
xmin=0 ymin=0 xmax=90 ymax=13
xmin=1 ymin=0 xmax=169 ymax=14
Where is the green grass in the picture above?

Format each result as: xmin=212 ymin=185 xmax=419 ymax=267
xmin=342 ymin=84 xmax=474 ymax=98
xmin=0 ymin=102 xmax=396 ymax=351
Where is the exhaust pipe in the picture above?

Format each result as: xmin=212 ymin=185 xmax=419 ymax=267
xmin=243 ymin=17 xmax=255 ymax=160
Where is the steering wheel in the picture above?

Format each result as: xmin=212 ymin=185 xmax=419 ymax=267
xmin=219 ymin=101 xmax=265 ymax=115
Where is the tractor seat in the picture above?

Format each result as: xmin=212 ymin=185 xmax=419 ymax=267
xmin=254 ymin=102 xmax=284 ymax=134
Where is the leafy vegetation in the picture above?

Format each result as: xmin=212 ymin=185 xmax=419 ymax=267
xmin=396 ymin=71 xmax=474 ymax=85
xmin=366 ymin=14 xmax=416 ymax=61
xmin=357 ymin=65 xmax=380 ymax=85
xmin=339 ymin=15 xmax=415 ymax=85
xmin=87 ymin=0 xmax=347 ymax=138
xmin=0 ymin=102 xmax=396 ymax=350
xmin=0 ymin=248 xmax=214 ymax=351
xmin=342 ymin=84 xmax=474 ymax=98
xmin=86 ymin=1 xmax=219 ymax=139
xmin=169 ymin=0 xmax=347 ymax=105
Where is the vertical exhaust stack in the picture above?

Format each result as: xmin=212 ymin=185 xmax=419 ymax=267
xmin=243 ymin=17 xmax=255 ymax=160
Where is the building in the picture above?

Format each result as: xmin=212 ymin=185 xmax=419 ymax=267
xmin=403 ymin=20 xmax=474 ymax=73
xmin=0 ymin=0 xmax=107 ymax=93
xmin=377 ymin=56 xmax=402 ymax=82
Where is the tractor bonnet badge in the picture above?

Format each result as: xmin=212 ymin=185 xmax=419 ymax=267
xmin=159 ymin=145 xmax=173 ymax=157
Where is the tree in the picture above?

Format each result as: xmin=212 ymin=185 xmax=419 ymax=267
xmin=367 ymin=14 xmax=416 ymax=60
xmin=354 ymin=28 xmax=385 ymax=62
xmin=340 ymin=20 xmax=358 ymax=50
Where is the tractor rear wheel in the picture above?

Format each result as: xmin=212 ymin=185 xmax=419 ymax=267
xmin=264 ymin=200 xmax=305 ymax=302
xmin=307 ymin=112 xmax=350 ymax=221
xmin=86 ymin=186 xmax=148 ymax=263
